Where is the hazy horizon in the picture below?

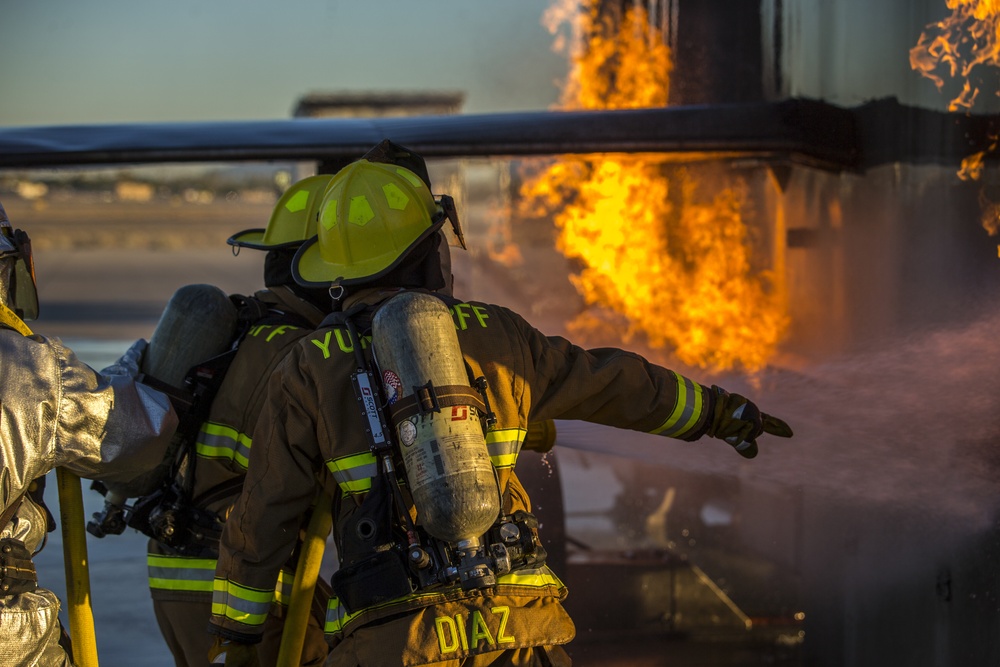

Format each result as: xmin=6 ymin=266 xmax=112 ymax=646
xmin=1 ymin=1 xmax=568 ymax=127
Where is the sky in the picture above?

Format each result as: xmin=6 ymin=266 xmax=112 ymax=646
xmin=0 ymin=0 xmax=569 ymax=127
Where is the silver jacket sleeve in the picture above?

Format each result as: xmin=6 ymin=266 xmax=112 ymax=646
xmin=0 ymin=332 xmax=179 ymax=517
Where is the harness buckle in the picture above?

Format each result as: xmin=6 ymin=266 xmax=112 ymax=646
xmin=0 ymin=538 xmax=37 ymax=596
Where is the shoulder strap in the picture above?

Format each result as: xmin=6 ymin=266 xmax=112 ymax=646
xmin=232 ymin=293 xmax=315 ymax=332
xmin=0 ymin=494 xmax=25 ymax=531
xmin=0 ymin=302 xmax=32 ymax=336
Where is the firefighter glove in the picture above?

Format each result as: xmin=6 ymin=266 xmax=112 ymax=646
xmin=99 ymin=338 xmax=147 ymax=378
xmin=707 ymin=385 xmax=793 ymax=459
xmin=208 ymin=637 xmax=260 ymax=667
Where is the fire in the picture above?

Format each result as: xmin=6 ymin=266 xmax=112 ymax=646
xmin=520 ymin=1 xmax=786 ymax=372
xmin=912 ymin=1 xmax=1000 ymax=251
xmin=910 ymin=0 xmax=1000 ymax=112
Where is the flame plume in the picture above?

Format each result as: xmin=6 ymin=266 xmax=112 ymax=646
xmin=912 ymin=1 xmax=1000 ymax=251
xmin=910 ymin=0 xmax=1000 ymax=113
xmin=521 ymin=1 xmax=787 ymax=373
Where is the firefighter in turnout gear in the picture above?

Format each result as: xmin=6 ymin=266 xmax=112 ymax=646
xmin=92 ymin=178 xmax=336 ymax=667
xmin=208 ymin=144 xmax=794 ymax=666
xmin=0 ymin=199 xmax=179 ymax=666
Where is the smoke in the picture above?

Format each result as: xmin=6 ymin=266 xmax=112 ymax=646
xmin=556 ymin=297 xmax=1000 ymax=530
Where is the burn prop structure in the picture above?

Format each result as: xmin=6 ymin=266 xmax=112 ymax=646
xmin=0 ymin=97 xmax=996 ymax=174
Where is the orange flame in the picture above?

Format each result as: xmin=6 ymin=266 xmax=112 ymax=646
xmin=911 ymin=0 xmax=1000 ymax=112
xmin=520 ymin=2 xmax=786 ymax=373
xmin=912 ymin=1 xmax=1000 ymax=253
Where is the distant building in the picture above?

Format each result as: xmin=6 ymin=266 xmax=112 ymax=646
xmin=291 ymin=91 xmax=465 ymax=119
xmin=289 ymin=91 xmax=469 ymax=210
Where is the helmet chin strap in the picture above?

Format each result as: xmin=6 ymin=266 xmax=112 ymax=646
xmin=329 ymin=284 xmax=347 ymax=309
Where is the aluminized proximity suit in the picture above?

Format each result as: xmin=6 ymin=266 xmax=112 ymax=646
xmin=0 ymin=326 xmax=178 ymax=667
xmin=210 ymin=289 xmax=721 ymax=667
xmin=148 ymin=286 xmax=330 ymax=667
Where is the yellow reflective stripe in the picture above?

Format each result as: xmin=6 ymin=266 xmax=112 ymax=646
xmin=197 ymin=422 xmax=252 ymax=469
xmin=490 ymin=452 xmax=518 ymax=468
xmin=486 ymin=428 xmax=524 ymax=469
xmin=496 ymin=569 xmax=563 ymax=588
xmin=147 ymin=554 xmax=217 ymax=593
xmin=274 ymin=568 xmax=295 ymax=607
xmin=212 ymin=578 xmax=273 ymax=627
xmin=650 ymin=372 xmax=704 ymax=438
xmin=326 ymin=452 xmax=377 ymax=495
xmin=324 ymin=596 xmax=351 ymax=634
xmin=323 ymin=569 xmax=564 ymax=636
xmin=323 ymin=590 xmax=441 ymax=635
xmin=486 ymin=428 xmax=527 ymax=445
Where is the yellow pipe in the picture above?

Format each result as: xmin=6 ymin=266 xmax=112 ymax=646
xmin=276 ymin=492 xmax=333 ymax=667
xmin=56 ymin=468 xmax=100 ymax=667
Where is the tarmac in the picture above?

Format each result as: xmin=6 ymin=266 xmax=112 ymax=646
xmin=22 ymin=196 xmax=999 ymax=666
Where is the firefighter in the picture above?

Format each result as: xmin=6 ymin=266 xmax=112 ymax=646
xmin=0 ymin=199 xmax=179 ymax=666
xmin=130 ymin=177 xmax=338 ymax=667
xmin=208 ymin=146 xmax=793 ymax=667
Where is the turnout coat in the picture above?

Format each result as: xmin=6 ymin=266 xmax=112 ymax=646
xmin=210 ymin=288 xmax=715 ymax=665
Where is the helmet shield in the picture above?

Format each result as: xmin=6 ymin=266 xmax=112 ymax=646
xmin=292 ymin=160 xmax=444 ymax=287
xmin=437 ymin=194 xmax=467 ymax=250
xmin=11 ymin=230 xmax=38 ymax=321
xmin=0 ymin=202 xmax=39 ymax=320
xmin=228 ymin=174 xmax=334 ymax=250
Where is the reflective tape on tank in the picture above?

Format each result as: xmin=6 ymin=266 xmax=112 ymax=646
xmin=147 ymin=554 xmax=217 ymax=592
xmin=326 ymin=451 xmax=377 ymax=495
xmin=650 ymin=372 xmax=704 ymax=438
xmin=212 ymin=578 xmax=273 ymax=627
xmin=485 ymin=428 xmax=526 ymax=469
xmin=196 ymin=422 xmax=252 ymax=469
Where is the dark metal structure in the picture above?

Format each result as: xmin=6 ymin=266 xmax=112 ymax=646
xmin=1 ymin=97 xmax=997 ymax=174
xmin=4 ymin=1 xmax=1000 ymax=666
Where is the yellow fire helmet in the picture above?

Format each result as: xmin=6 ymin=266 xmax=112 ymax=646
xmin=292 ymin=160 xmax=446 ymax=287
xmin=227 ymin=174 xmax=334 ymax=250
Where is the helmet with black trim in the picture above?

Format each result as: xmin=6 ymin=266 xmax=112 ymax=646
xmin=292 ymin=157 xmax=463 ymax=292
xmin=227 ymin=174 xmax=334 ymax=251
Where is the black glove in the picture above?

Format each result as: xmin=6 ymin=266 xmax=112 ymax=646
xmin=707 ymin=385 xmax=793 ymax=459
xmin=208 ymin=637 xmax=260 ymax=667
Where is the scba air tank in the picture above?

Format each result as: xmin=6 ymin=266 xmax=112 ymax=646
xmin=372 ymin=291 xmax=501 ymax=545
xmin=106 ymin=283 xmax=239 ymax=499
xmin=144 ymin=283 xmax=239 ymax=388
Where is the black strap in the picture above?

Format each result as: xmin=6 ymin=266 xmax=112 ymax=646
xmin=0 ymin=537 xmax=37 ymax=595
xmin=191 ymin=475 xmax=247 ymax=508
xmin=387 ymin=383 xmax=487 ymax=423
xmin=0 ymin=495 xmax=24 ymax=532
xmin=229 ymin=293 xmax=270 ymax=328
